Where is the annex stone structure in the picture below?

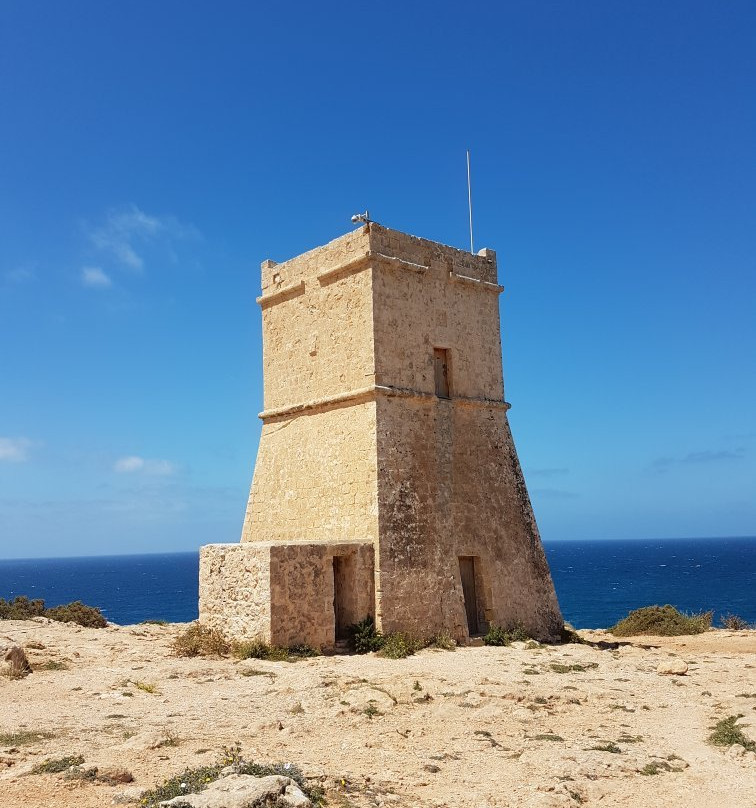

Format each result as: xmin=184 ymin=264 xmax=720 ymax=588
xmin=199 ymin=223 xmax=563 ymax=650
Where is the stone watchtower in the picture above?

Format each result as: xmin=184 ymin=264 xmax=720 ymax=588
xmin=199 ymin=224 xmax=563 ymax=649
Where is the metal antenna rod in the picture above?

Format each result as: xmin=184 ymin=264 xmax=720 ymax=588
xmin=466 ymin=149 xmax=474 ymax=253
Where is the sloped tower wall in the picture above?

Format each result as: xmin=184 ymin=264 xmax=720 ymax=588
xmin=199 ymin=224 xmax=563 ymax=647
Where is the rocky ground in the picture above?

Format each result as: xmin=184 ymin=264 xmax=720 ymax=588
xmin=0 ymin=620 xmax=754 ymax=808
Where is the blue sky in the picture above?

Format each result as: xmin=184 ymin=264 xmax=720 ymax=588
xmin=1 ymin=2 xmax=754 ymax=559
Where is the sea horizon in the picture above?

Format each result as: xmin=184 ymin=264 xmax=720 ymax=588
xmin=1 ymin=533 xmax=753 ymax=563
xmin=1 ymin=535 xmax=753 ymax=630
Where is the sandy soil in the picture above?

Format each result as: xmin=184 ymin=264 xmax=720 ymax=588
xmin=1 ymin=620 xmax=754 ymax=808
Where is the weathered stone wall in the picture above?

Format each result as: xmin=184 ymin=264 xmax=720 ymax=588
xmin=199 ymin=541 xmax=374 ymax=650
xmin=370 ymin=231 xmax=503 ymax=401
xmin=201 ymin=223 xmax=563 ymax=648
xmin=240 ymin=226 xmax=379 ymax=548
xmin=369 ymin=228 xmax=562 ymax=642
xmin=258 ymin=228 xmax=375 ymax=413
xmin=240 ymin=402 xmax=379 ymax=545
xmin=199 ymin=544 xmax=272 ymax=641
xmin=375 ymin=396 xmax=563 ymax=642
xmin=269 ymin=542 xmax=374 ymax=649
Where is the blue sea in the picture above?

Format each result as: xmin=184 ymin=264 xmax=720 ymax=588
xmin=0 ymin=537 xmax=753 ymax=629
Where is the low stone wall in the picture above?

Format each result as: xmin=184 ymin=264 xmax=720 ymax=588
xmin=199 ymin=544 xmax=272 ymax=641
xmin=200 ymin=541 xmax=375 ymax=650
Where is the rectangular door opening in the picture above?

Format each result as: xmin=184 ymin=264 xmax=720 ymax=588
xmin=433 ymin=348 xmax=450 ymax=398
xmin=459 ymin=556 xmax=479 ymax=635
xmin=333 ymin=556 xmax=350 ymax=641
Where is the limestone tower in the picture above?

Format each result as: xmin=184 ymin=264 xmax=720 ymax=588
xmin=199 ymin=223 xmax=563 ymax=648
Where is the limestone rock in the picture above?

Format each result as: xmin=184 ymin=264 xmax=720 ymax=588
xmin=158 ymin=774 xmax=311 ymax=807
xmin=656 ymin=658 xmax=688 ymax=675
xmin=112 ymin=785 xmax=144 ymax=804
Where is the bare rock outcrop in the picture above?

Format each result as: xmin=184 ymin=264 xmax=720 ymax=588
xmin=158 ymin=774 xmax=311 ymax=807
xmin=656 ymin=657 xmax=688 ymax=675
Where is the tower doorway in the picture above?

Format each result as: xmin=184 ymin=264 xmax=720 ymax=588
xmin=459 ymin=556 xmax=479 ymax=635
xmin=333 ymin=556 xmax=350 ymax=641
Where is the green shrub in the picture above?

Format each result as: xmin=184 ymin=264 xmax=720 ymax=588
xmin=0 ymin=596 xmax=106 ymax=628
xmin=0 ymin=596 xmax=46 ymax=620
xmin=0 ymin=730 xmax=54 ymax=746
xmin=139 ymin=763 xmax=224 ymax=806
xmin=32 ymin=755 xmax=85 ymax=774
xmin=588 ymin=742 xmax=621 ymax=753
xmin=378 ymin=632 xmax=422 ymax=659
xmin=233 ymin=640 xmax=318 ymax=662
xmin=720 ymin=613 xmax=751 ymax=631
xmin=38 ymin=660 xmax=69 ymax=671
xmin=428 ymin=629 xmax=457 ymax=650
xmin=550 ymin=662 xmax=598 ymax=673
xmin=348 ymin=616 xmax=384 ymax=654
xmin=639 ymin=761 xmax=680 ymax=775
xmin=45 ymin=601 xmax=107 ymax=628
xmin=609 ymin=605 xmax=712 ymax=637
xmin=172 ymin=623 xmax=230 ymax=657
xmin=708 ymin=715 xmax=756 ymax=751
xmin=483 ymin=622 xmax=531 ymax=646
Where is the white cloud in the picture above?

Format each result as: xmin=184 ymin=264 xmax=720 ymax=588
xmin=87 ymin=205 xmax=199 ymax=272
xmin=114 ymin=455 xmax=177 ymax=476
xmin=81 ymin=266 xmax=112 ymax=289
xmin=0 ymin=437 xmax=33 ymax=462
xmin=114 ymin=456 xmax=145 ymax=473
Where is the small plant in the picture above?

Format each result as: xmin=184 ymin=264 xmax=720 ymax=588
xmin=363 ymin=703 xmax=382 ymax=718
xmin=378 ymin=632 xmax=422 ymax=659
xmin=610 ymin=605 xmax=712 ymax=637
xmin=32 ymin=755 xmax=85 ymax=774
xmin=139 ymin=763 xmax=224 ymax=806
xmin=233 ymin=640 xmax=317 ymax=662
xmin=232 ymin=640 xmax=272 ymax=660
xmin=141 ymin=619 xmax=169 ymax=626
xmin=483 ymin=622 xmax=531 ymax=646
xmin=639 ymin=760 xmax=681 ymax=775
xmin=0 ymin=730 xmax=54 ymax=746
xmin=152 ymin=729 xmax=181 ymax=749
xmin=708 ymin=714 xmax=756 ymax=751
xmin=588 ymin=742 xmax=621 ymax=753
xmin=720 ymin=613 xmax=751 ymax=631
xmin=533 ymin=733 xmax=564 ymax=742
xmin=348 ymin=616 xmax=384 ymax=654
xmin=172 ymin=623 xmax=230 ymax=657
xmin=413 ymin=680 xmax=422 ymax=691
xmin=550 ymin=662 xmax=598 ymax=674
xmin=134 ymin=681 xmax=159 ymax=694
xmin=38 ymin=660 xmax=69 ymax=671
xmin=428 ymin=629 xmax=456 ymax=650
